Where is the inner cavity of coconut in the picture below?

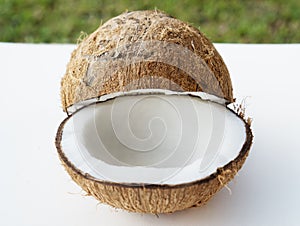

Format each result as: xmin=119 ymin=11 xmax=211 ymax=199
xmin=61 ymin=94 xmax=246 ymax=184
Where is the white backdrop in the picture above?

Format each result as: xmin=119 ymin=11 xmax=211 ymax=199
xmin=0 ymin=43 xmax=299 ymax=226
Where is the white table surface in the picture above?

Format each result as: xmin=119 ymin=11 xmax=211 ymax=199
xmin=0 ymin=42 xmax=299 ymax=226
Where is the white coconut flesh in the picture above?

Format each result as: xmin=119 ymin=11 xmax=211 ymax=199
xmin=61 ymin=93 xmax=246 ymax=185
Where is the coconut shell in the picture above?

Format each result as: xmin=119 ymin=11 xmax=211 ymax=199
xmin=55 ymin=108 xmax=252 ymax=214
xmin=61 ymin=10 xmax=233 ymax=112
xmin=57 ymin=10 xmax=252 ymax=213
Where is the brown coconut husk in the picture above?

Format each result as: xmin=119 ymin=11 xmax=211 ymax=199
xmin=57 ymin=10 xmax=252 ymax=213
xmin=60 ymin=10 xmax=233 ymax=112
xmin=55 ymin=105 xmax=252 ymax=213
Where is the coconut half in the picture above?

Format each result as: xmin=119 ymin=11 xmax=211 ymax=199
xmin=56 ymin=10 xmax=253 ymax=213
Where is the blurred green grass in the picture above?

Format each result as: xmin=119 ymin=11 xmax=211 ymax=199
xmin=1 ymin=0 xmax=299 ymax=43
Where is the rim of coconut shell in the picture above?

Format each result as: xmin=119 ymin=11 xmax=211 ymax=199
xmin=60 ymin=10 xmax=234 ymax=114
xmin=55 ymin=96 xmax=253 ymax=189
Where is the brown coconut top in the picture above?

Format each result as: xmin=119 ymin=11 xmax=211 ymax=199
xmin=61 ymin=10 xmax=233 ymax=112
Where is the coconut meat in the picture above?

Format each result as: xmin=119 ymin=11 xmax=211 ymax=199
xmin=61 ymin=94 xmax=246 ymax=185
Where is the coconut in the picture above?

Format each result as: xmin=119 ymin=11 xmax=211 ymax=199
xmin=56 ymin=10 xmax=253 ymax=213
xmin=60 ymin=10 xmax=234 ymax=112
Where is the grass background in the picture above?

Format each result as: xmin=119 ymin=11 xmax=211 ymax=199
xmin=1 ymin=0 xmax=299 ymax=43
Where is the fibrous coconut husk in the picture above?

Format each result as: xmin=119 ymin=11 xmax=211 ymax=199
xmin=57 ymin=10 xmax=252 ymax=213
xmin=60 ymin=10 xmax=233 ymax=112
